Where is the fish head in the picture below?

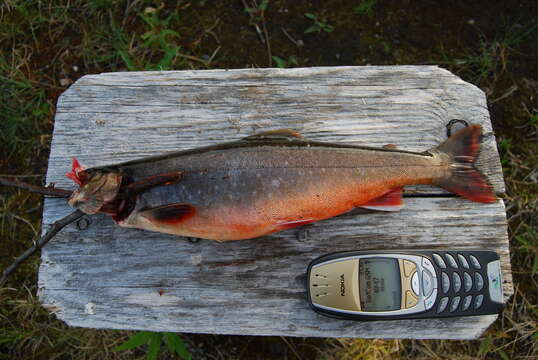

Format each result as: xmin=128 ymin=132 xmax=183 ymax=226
xmin=66 ymin=158 xmax=123 ymax=214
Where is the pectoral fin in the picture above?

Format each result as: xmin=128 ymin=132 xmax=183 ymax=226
xmin=242 ymin=129 xmax=304 ymax=141
xmin=139 ymin=203 xmax=196 ymax=225
xmin=359 ymin=188 xmax=404 ymax=212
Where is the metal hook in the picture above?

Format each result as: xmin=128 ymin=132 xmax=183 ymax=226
xmin=76 ymin=217 xmax=91 ymax=230
xmin=446 ymin=119 xmax=470 ymax=138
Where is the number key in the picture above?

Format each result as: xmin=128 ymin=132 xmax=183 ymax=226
xmin=452 ymin=272 xmax=462 ymax=292
xmin=445 ymin=254 xmax=458 ymax=269
xmin=469 ymin=255 xmax=481 ymax=269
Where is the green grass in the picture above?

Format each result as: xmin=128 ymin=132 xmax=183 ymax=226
xmin=0 ymin=61 xmax=50 ymax=165
xmin=272 ymin=55 xmax=298 ymax=68
xmin=441 ymin=21 xmax=538 ymax=84
xmin=304 ymin=12 xmax=335 ymax=34
xmin=355 ymin=0 xmax=377 ymax=17
xmin=1 ymin=0 xmax=537 ymax=359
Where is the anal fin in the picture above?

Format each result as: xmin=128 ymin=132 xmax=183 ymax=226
xmin=140 ymin=203 xmax=196 ymax=225
xmin=359 ymin=188 xmax=404 ymax=212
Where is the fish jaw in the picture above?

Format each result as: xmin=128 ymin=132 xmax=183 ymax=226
xmin=68 ymin=171 xmax=123 ymax=215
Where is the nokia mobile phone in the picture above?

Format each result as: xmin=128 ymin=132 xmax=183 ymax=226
xmin=307 ymin=250 xmax=504 ymax=320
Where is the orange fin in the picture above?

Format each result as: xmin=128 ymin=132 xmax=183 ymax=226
xmin=382 ymin=144 xmax=398 ymax=150
xmin=433 ymin=124 xmax=496 ymax=203
xmin=360 ymin=188 xmax=404 ymax=212
xmin=276 ymin=219 xmax=315 ymax=230
xmin=243 ymin=129 xmax=304 ymax=141
xmin=140 ymin=203 xmax=196 ymax=225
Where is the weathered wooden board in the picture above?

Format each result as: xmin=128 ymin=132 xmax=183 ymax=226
xmin=39 ymin=66 xmax=511 ymax=339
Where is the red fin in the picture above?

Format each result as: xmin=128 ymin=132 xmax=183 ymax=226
xmin=382 ymin=144 xmax=397 ymax=150
xmin=277 ymin=219 xmax=314 ymax=230
xmin=141 ymin=203 xmax=196 ymax=225
xmin=434 ymin=125 xmax=496 ymax=203
xmin=436 ymin=170 xmax=496 ymax=203
xmin=360 ymin=188 xmax=404 ymax=212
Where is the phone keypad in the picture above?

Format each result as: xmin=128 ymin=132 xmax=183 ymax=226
xmin=462 ymin=295 xmax=472 ymax=311
xmin=422 ymin=271 xmax=434 ymax=297
xmin=405 ymin=291 xmax=419 ymax=308
xmin=421 ymin=257 xmax=439 ymax=310
xmin=430 ymin=253 xmax=490 ymax=314
xmin=474 ymin=294 xmax=484 ymax=309
xmin=425 ymin=289 xmax=436 ymax=310
xmin=441 ymin=272 xmax=450 ymax=293
xmin=432 ymin=254 xmax=447 ymax=268
xmin=475 ymin=273 xmax=484 ymax=291
xmin=463 ymin=272 xmax=473 ymax=292
xmin=452 ymin=272 xmax=462 ymax=292
xmin=469 ymin=255 xmax=481 ymax=269
xmin=403 ymin=260 xmax=416 ymax=276
xmin=436 ymin=297 xmax=449 ymax=313
xmin=445 ymin=254 xmax=458 ymax=268
xmin=411 ymin=272 xmax=420 ymax=296
xmin=449 ymin=296 xmax=461 ymax=312
xmin=458 ymin=254 xmax=470 ymax=269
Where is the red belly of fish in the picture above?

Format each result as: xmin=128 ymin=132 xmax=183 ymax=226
xmin=173 ymin=177 xmax=413 ymax=241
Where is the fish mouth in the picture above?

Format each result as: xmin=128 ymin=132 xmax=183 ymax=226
xmin=68 ymin=171 xmax=137 ymax=221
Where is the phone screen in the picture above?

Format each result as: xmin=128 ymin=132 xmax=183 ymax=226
xmin=359 ymin=258 xmax=402 ymax=311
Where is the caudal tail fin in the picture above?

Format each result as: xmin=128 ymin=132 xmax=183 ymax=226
xmin=433 ymin=124 xmax=496 ymax=203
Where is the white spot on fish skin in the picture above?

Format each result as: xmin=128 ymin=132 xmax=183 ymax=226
xmin=321 ymin=168 xmax=326 ymax=173
xmin=84 ymin=302 xmax=96 ymax=315
xmin=197 ymin=190 xmax=201 ymax=195
xmin=284 ymin=161 xmax=289 ymax=166
xmin=256 ymin=173 xmax=261 ymax=178
xmin=191 ymin=254 xmax=202 ymax=265
xmin=214 ymin=185 xmax=219 ymax=192
xmin=271 ymin=179 xmax=280 ymax=187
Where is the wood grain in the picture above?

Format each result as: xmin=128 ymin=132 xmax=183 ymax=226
xmin=39 ymin=66 xmax=511 ymax=339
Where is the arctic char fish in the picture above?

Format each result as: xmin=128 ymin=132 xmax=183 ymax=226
xmin=66 ymin=125 xmax=495 ymax=241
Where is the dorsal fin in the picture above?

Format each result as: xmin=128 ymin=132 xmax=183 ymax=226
xmin=242 ymin=129 xmax=304 ymax=141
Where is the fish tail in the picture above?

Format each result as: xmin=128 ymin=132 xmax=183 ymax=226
xmin=432 ymin=124 xmax=496 ymax=203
